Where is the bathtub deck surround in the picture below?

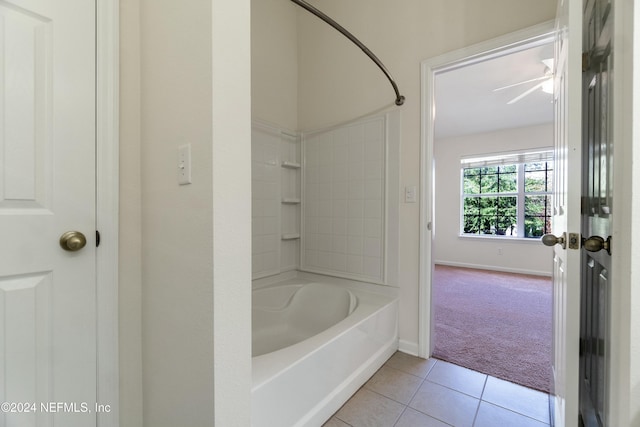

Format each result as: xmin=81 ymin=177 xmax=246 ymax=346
xmin=251 ymin=276 xmax=399 ymax=427
xmin=325 ymin=352 xmax=551 ymax=427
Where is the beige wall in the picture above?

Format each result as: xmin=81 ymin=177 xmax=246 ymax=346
xmin=118 ymin=0 xmax=252 ymax=426
xmin=434 ymin=124 xmax=554 ymax=276
xmin=251 ymin=0 xmax=299 ymax=129
xmin=296 ymin=0 xmax=557 ymax=349
xmin=140 ymin=0 xmax=216 ymax=424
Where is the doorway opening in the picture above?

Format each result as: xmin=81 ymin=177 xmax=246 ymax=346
xmin=419 ymin=22 xmax=555 ymax=393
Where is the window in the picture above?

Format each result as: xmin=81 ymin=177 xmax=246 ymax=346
xmin=461 ymin=150 xmax=553 ymax=238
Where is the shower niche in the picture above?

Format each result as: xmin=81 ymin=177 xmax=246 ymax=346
xmin=252 ymin=111 xmax=399 ymax=286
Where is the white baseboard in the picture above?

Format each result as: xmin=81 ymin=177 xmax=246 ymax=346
xmin=434 ymin=260 xmax=552 ymax=277
xmin=398 ymin=339 xmax=419 ymax=356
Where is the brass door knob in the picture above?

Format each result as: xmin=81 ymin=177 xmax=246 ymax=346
xmin=542 ymin=232 xmax=566 ymax=249
xmin=59 ymin=231 xmax=87 ymax=252
xmin=583 ymin=235 xmax=612 ymax=255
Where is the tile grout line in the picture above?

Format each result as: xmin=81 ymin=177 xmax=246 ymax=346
xmin=476 ymin=400 xmax=551 ymax=426
xmin=470 ymin=376 xmax=489 ymax=427
xmin=334 ymin=414 xmax=354 ymax=427
xmin=331 ymin=354 xmax=551 ymax=427
xmin=373 ymin=357 xmax=442 ymax=427
xmin=362 ymin=386 xmax=412 ymax=408
xmin=388 ymin=358 xmax=484 ymax=427
xmin=389 ymin=366 xmax=428 ymax=427
xmin=401 ymin=364 xmax=458 ymax=427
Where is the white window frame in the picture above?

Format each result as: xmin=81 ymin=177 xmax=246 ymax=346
xmin=459 ymin=149 xmax=553 ymax=239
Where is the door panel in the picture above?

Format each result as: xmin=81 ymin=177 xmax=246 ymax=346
xmin=580 ymin=1 xmax=613 ymax=425
xmin=0 ymin=0 xmax=96 ymax=426
xmin=1 ymin=5 xmax=50 ymax=206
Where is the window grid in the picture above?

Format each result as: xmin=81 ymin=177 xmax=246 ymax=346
xmin=461 ymin=161 xmax=553 ymax=238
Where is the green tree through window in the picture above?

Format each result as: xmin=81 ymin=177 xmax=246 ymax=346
xmin=462 ymin=161 xmax=553 ymax=238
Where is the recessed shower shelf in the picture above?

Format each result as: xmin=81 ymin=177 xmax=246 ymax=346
xmin=281 ymin=198 xmax=301 ymax=204
xmin=281 ymin=233 xmax=300 ymax=240
xmin=281 ymin=161 xmax=301 ymax=169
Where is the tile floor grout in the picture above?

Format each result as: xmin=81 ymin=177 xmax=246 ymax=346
xmin=333 ymin=379 xmax=548 ymax=427
xmin=325 ymin=352 xmax=551 ymax=427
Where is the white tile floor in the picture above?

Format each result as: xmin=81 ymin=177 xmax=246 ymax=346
xmin=324 ymin=352 xmax=550 ymax=427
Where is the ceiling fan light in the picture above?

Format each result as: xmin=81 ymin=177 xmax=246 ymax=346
xmin=542 ymin=79 xmax=554 ymax=94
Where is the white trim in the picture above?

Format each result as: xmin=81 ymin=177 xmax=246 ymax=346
xmin=398 ymin=340 xmax=419 ymax=357
xmin=459 ymin=162 xmax=553 ymax=238
xmin=433 ymin=261 xmax=552 ymax=278
xmin=96 ymin=0 xmax=119 ymax=425
xmin=457 ymin=235 xmax=545 ymax=244
xmin=460 ymin=147 xmax=554 ymax=167
xmin=607 ymin=0 xmax=637 ymax=425
xmin=418 ymin=21 xmax=556 ymax=359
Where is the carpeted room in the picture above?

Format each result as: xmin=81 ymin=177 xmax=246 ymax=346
xmin=431 ymin=125 xmax=554 ymax=394
xmin=432 ymin=264 xmax=552 ymax=392
xmin=432 ymin=56 xmax=555 ymax=393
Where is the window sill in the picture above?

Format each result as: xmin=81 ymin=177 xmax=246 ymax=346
xmin=458 ymin=234 xmax=543 ymax=244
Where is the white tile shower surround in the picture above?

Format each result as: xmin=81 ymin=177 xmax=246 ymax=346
xmin=324 ymin=352 xmax=550 ymax=427
xmin=303 ymin=117 xmax=386 ymax=283
xmin=252 ymin=125 xmax=301 ymax=278
xmin=252 ymin=126 xmax=282 ymax=277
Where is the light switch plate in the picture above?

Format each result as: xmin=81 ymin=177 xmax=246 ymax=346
xmin=405 ymin=185 xmax=417 ymax=203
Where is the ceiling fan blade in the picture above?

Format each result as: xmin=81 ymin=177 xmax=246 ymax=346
xmin=493 ymin=76 xmax=550 ymax=92
xmin=507 ymin=81 xmax=546 ymax=104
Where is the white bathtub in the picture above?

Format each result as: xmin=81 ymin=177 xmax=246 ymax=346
xmin=251 ymin=277 xmax=398 ymax=427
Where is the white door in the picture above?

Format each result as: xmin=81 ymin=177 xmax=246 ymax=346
xmin=546 ymin=0 xmax=583 ymax=426
xmin=0 ymin=0 xmax=96 ymax=426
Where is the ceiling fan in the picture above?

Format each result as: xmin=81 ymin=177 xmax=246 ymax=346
xmin=494 ymin=58 xmax=554 ymax=104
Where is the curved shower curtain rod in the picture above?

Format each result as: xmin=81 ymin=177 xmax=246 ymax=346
xmin=290 ymin=0 xmax=405 ymax=106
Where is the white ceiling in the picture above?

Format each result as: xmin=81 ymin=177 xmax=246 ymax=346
xmin=434 ymin=43 xmax=554 ymax=140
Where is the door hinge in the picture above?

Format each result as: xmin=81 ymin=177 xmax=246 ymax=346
xmin=96 ymin=230 xmax=101 ymax=247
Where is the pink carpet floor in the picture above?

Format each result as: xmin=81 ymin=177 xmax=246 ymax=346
xmin=432 ymin=265 xmax=552 ymax=392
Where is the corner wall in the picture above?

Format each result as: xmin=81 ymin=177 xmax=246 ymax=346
xmin=297 ymin=0 xmax=557 ymax=350
xmin=139 ymin=0 xmax=251 ymax=425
